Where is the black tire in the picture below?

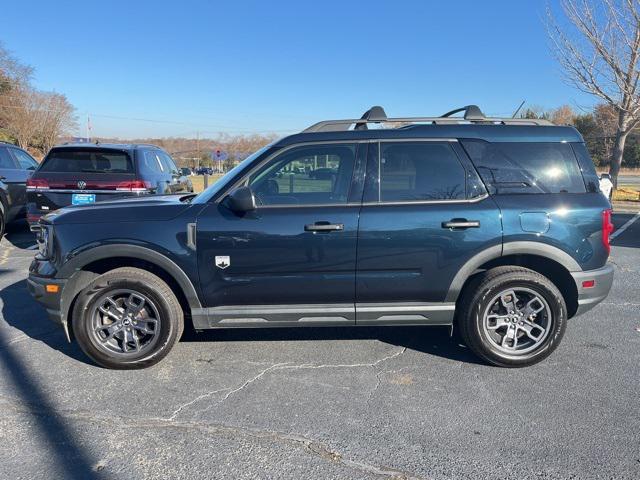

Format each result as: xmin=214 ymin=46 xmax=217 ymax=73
xmin=0 ymin=209 xmax=5 ymax=239
xmin=457 ymin=266 xmax=567 ymax=368
xmin=72 ymin=267 xmax=184 ymax=369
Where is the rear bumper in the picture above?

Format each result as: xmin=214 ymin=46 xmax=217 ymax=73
xmin=571 ymin=264 xmax=614 ymax=316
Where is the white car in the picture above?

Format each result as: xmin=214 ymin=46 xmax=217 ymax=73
xmin=599 ymin=173 xmax=613 ymax=200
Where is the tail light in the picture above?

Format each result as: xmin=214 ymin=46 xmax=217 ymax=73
xmin=116 ymin=180 xmax=151 ymax=192
xmin=26 ymin=178 xmax=49 ymax=190
xmin=602 ymin=208 xmax=614 ymax=254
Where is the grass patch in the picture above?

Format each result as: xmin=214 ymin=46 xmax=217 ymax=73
xmin=613 ymin=185 xmax=640 ymax=202
xmin=191 ymin=174 xmax=224 ymax=193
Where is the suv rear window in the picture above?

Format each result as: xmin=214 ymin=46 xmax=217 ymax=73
xmin=461 ymin=140 xmax=586 ymax=194
xmin=39 ymin=149 xmax=134 ymax=174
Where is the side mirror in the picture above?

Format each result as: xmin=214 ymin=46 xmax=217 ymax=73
xmin=227 ymin=186 xmax=257 ymax=213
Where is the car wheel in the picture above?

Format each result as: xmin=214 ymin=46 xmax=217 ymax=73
xmin=72 ymin=267 xmax=184 ymax=369
xmin=458 ymin=266 xmax=567 ymax=368
xmin=0 ymin=210 xmax=5 ymax=239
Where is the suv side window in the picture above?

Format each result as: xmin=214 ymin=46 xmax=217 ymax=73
xmin=376 ymin=142 xmax=466 ymax=202
xmin=158 ymin=152 xmax=179 ymax=174
xmin=0 ymin=147 xmax=18 ymax=169
xmin=139 ymin=150 xmax=165 ymax=174
xmin=248 ymin=143 xmax=356 ymax=206
xmin=461 ymin=140 xmax=586 ymax=194
xmin=10 ymin=148 xmax=38 ymax=170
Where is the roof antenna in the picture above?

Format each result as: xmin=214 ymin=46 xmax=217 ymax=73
xmin=512 ymin=100 xmax=526 ymax=118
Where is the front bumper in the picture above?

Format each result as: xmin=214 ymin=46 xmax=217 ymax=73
xmin=571 ymin=263 xmax=614 ymax=316
xmin=26 ymin=274 xmax=68 ymax=334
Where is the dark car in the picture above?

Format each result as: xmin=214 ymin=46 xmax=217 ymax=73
xmin=26 ymin=143 xmax=193 ymax=224
xmin=308 ymin=167 xmax=338 ymax=180
xmin=27 ymin=105 xmax=613 ymax=369
xmin=0 ymin=142 xmax=40 ymax=237
xmin=196 ymin=167 xmax=213 ymax=175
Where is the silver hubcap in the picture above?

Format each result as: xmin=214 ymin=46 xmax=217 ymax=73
xmin=90 ymin=289 xmax=160 ymax=356
xmin=482 ymin=287 xmax=552 ymax=355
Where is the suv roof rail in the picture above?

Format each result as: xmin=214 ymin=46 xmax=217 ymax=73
xmin=303 ymin=105 xmax=554 ymax=132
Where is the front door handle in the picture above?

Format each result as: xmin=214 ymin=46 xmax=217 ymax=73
xmin=305 ymin=222 xmax=344 ymax=232
xmin=441 ymin=219 xmax=481 ymax=229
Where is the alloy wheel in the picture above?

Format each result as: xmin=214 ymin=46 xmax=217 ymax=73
xmin=90 ymin=289 xmax=161 ymax=356
xmin=482 ymin=287 xmax=552 ymax=355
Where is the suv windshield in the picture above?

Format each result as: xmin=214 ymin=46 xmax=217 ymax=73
xmin=39 ymin=148 xmax=134 ymax=174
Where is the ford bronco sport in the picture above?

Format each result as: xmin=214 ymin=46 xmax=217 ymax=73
xmin=27 ymin=106 xmax=614 ymax=369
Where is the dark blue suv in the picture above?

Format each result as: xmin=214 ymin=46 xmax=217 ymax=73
xmin=27 ymin=106 xmax=614 ymax=369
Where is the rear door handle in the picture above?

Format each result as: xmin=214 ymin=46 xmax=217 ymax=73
xmin=305 ymin=222 xmax=344 ymax=232
xmin=441 ymin=219 xmax=481 ymax=229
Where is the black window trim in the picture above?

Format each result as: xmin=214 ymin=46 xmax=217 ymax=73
xmin=362 ymin=138 xmax=488 ymax=206
xmin=214 ymin=140 xmax=369 ymax=209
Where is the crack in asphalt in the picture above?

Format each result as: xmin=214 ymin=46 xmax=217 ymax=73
xmin=167 ymin=347 xmax=408 ymax=420
xmin=0 ymin=395 xmax=423 ymax=480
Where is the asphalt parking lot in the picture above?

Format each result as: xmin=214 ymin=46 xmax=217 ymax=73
xmin=0 ymin=213 xmax=639 ymax=480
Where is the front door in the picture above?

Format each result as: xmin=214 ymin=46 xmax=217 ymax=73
xmin=196 ymin=142 xmax=366 ymax=327
xmin=355 ymin=140 xmax=502 ymax=324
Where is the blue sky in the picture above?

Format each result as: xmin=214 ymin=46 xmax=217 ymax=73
xmin=2 ymin=0 xmax=594 ymax=138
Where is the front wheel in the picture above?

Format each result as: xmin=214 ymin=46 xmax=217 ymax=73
xmin=72 ymin=267 xmax=184 ymax=369
xmin=458 ymin=266 xmax=567 ymax=367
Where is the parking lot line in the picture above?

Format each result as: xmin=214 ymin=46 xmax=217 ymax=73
xmin=611 ymin=211 xmax=640 ymax=240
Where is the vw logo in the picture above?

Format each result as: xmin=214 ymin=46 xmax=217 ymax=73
xmin=77 ymin=181 xmax=86 ymax=190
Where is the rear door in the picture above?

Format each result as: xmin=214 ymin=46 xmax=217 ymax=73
xmin=8 ymin=147 xmax=38 ymax=216
xmin=158 ymin=151 xmax=189 ymax=193
xmin=195 ymin=142 xmax=366 ymax=326
xmin=0 ymin=147 xmax=24 ymax=220
xmin=355 ymin=140 xmax=502 ymax=324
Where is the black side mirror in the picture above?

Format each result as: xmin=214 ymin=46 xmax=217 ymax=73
xmin=227 ymin=186 xmax=257 ymax=213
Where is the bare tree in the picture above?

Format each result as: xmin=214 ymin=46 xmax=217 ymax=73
xmin=0 ymin=42 xmax=32 ymax=96
xmin=547 ymin=0 xmax=640 ymax=187
xmin=550 ymin=104 xmax=577 ymax=124
xmin=0 ymin=86 xmax=45 ymax=148
xmin=38 ymin=92 xmax=77 ymax=154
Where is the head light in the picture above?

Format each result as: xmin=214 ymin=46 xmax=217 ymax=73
xmin=31 ymin=224 xmax=53 ymax=258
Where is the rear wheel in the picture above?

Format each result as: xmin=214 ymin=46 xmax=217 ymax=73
xmin=72 ymin=267 xmax=183 ymax=369
xmin=458 ymin=266 xmax=567 ymax=367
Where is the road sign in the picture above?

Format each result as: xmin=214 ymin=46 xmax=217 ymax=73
xmin=212 ymin=149 xmax=228 ymax=161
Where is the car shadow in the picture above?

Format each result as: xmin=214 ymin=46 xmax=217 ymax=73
xmin=0 ymin=279 xmax=87 ymax=364
xmin=3 ymin=219 xmax=36 ymax=249
xmin=2 ymin=276 xmax=482 ymax=366
xmin=0 ymin=280 xmax=102 ymax=478
xmin=181 ymin=324 xmax=484 ymax=366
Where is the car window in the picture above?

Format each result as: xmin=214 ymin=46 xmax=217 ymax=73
xmin=11 ymin=148 xmax=39 ymax=170
xmin=461 ymin=140 xmax=586 ymax=194
xmin=0 ymin=148 xmax=18 ymax=169
xmin=378 ymin=142 xmax=466 ymax=202
xmin=158 ymin=152 xmax=179 ymax=174
xmin=139 ymin=150 xmax=165 ymax=174
xmin=248 ymin=143 xmax=356 ymax=206
xmin=39 ymin=149 xmax=134 ymax=173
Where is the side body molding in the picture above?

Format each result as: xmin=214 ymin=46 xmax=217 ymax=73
xmin=59 ymin=244 xmax=204 ymax=322
xmin=444 ymin=241 xmax=582 ymax=303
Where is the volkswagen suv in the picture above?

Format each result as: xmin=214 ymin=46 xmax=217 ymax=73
xmin=27 ymin=106 xmax=614 ymax=369
xmin=26 ymin=143 xmax=193 ymax=224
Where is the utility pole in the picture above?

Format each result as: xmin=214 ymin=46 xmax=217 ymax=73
xmin=195 ymin=131 xmax=200 ymax=170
